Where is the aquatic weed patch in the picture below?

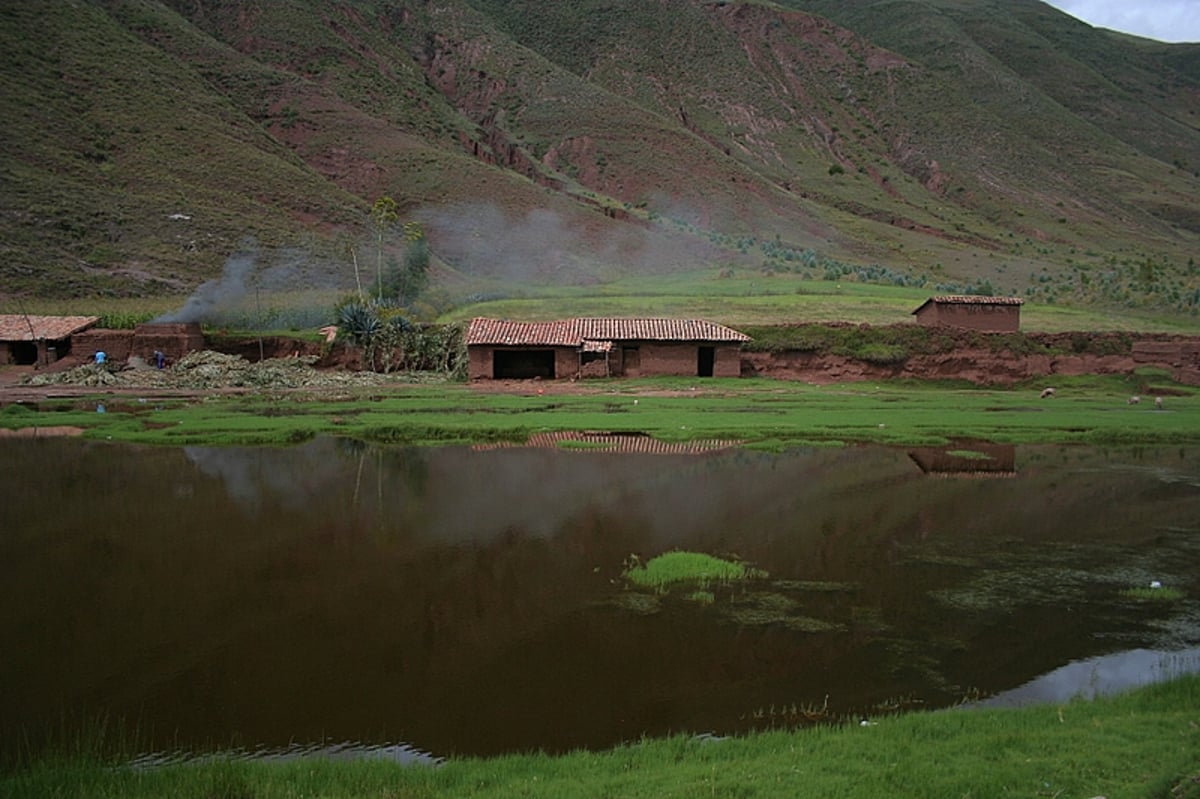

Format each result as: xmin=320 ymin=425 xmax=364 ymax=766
xmin=724 ymin=593 xmax=846 ymax=632
xmin=912 ymin=529 xmax=1200 ymax=649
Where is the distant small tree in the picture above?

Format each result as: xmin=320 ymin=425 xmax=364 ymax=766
xmin=383 ymin=222 xmax=430 ymax=306
xmin=399 ymin=237 xmax=430 ymax=304
xmin=370 ymin=196 xmax=399 ymax=300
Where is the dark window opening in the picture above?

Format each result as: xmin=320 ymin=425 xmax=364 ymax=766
xmin=494 ymin=349 xmax=555 ymax=379
xmin=698 ymin=346 xmax=715 ymax=377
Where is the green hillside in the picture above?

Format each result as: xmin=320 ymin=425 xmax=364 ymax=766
xmin=1 ymin=0 xmax=1197 ymax=318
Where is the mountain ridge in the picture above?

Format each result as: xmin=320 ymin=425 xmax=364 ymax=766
xmin=1 ymin=0 xmax=1197 ymax=312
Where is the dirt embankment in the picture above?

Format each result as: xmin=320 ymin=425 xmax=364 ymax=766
xmin=4 ymin=330 xmax=1198 ymax=402
xmin=742 ymin=331 xmax=1200 ymax=387
xmin=741 ymin=349 xmax=1135 ymax=384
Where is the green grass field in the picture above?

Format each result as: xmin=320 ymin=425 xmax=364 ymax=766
xmin=2 ymin=372 xmax=1195 ymax=448
xmin=6 ymin=270 xmax=1199 ymax=333
xmin=443 ymin=271 xmax=1200 ymax=332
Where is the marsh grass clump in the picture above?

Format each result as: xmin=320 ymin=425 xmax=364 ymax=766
xmin=623 ymin=551 xmax=765 ymax=592
xmin=1120 ymin=585 xmax=1185 ymax=601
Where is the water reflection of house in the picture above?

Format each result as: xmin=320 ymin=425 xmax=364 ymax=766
xmin=908 ymin=444 xmax=1017 ymax=478
xmin=466 ymin=317 xmax=750 ymax=380
xmin=475 ymin=431 xmax=741 ymax=454
xmin=0 ymin=314 xmax=99 ymax=365
xmin=911 ymin=295 xmax=1023 ymax=332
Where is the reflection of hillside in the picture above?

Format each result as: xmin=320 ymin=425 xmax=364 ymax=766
xmin=908 ymin=443 xmax=1016 ymax=478
xmin=1 ymin=439 xmax=1198 ymax=759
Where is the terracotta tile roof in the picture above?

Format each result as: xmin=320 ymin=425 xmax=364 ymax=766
xmin=0 ymin=315 xmax=99 ymax=341
xmin=465 ymin=318 xmax=580 ymax=346
xmin=466 ymin=317 xmax=750 ymax=346
xmin=930 ymin=295 xmax=1023 ymax=305
xmin=912 ymin=295 xmax=1024 ymax=314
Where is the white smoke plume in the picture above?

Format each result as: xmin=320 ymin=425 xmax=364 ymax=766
xmin=155 ymin=248 xmax=257 ymax=324
xmin=417 ymin=202 xmax=729 ymax=283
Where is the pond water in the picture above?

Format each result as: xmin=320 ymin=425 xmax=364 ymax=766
xmin=1 ymin=437 xmax=1198 ymax=762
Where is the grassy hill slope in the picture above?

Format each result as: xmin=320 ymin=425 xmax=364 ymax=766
xmin=1 ymin=0 xmax=1198 ymax=317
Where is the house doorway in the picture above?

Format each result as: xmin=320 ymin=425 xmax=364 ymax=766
xmin=622 ymin=346 xmax=640 ymax=377
xmin=698 ymin=346 xmax=715 ymax=377
xmin=8 ymin=341 xmax=38 ymax=365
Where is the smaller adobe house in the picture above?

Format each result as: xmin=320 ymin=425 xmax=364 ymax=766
xmin=0 ymin=314 xmax=99 ymax=365
xmin=911 ymin=295 xmax=1023 ymax=332
xmin=69 ymin=321 xmax=205 ymax=364
xmin=466 ymin=317 xmax=750 ymax=380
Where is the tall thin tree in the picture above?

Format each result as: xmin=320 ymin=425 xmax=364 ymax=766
xmin=370 ymin=196 xmax=398 ymax=301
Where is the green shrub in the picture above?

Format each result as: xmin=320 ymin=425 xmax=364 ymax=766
xmin=854 ymin=343 xmax=908 ymax=364
xmin=97 ymin=311 xmax=156 ymax=329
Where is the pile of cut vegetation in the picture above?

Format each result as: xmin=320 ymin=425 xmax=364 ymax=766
xmin=21 ymin=363 xmax=123 ymax=388
xmin=23 ymin=351 xmax=391 ymax=390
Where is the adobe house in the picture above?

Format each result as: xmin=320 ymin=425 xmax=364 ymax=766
xmin=466 ymin=317 xmax=750 ymax=380
xmin=0 ymin=314 xmax=99 ymax=365
xmin=911 ymin=295 xmax=1023 ymax=332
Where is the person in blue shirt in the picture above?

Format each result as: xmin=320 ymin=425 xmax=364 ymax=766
xmin=94 ymin=351 xmax=106 ymax=365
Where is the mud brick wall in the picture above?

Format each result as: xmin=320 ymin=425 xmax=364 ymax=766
xmin=1133 ymin=341 xmax=1200 ymax=385
xmin=133 ymin=323 xmax=205 ymax=362
xmin=1133 ymin=341 xmax=1184 ymax=364
xmin=635 ymin=343 xmax=741 ymax=377
xmin=914 ymin=304 xmax=1021 ymax=332
xmin=72 ymin=330 xmax=134 ymax=361
xmin=713 ymin=345 xmax=742 ymax=378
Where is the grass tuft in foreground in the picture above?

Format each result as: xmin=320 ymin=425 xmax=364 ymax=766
xmin=1121 ymin=585 xmax=1186 ymax=601
xmin=2 ymin=675 xmax=1198 ymax=798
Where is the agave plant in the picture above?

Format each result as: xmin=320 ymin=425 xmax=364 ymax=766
xmin=338 ymin=302 xmax=381 ymax=343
